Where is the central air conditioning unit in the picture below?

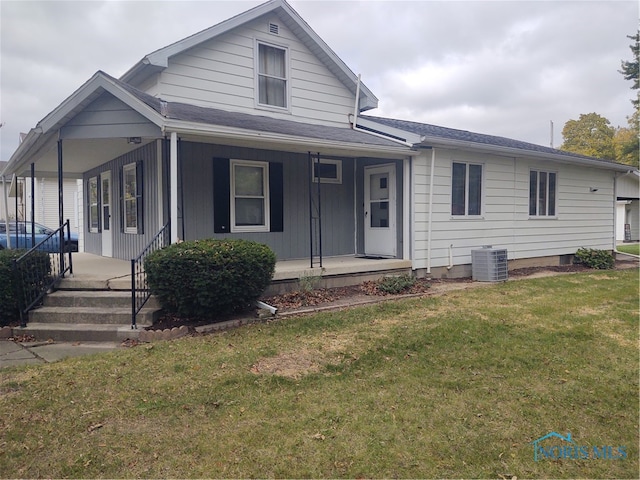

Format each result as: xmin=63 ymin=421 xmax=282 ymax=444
xmin=471 ymin=246 xmax=508 ymax=282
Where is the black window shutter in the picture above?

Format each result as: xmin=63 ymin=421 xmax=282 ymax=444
xmin=136 ymin=160 xmax=144 ymax=234
xmin=269 ymin=162 xmax=283 ymax=233
xmin=119 ymin=167 xmax=124 ymax=233
xmin=96 ymin=174 xmax=102 ymax=233
xmin=213 ymin=158 xmax=230 ymax=233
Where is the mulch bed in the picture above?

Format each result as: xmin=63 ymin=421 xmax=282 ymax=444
xmin=147 ymin=260 xmax=637 ymax=331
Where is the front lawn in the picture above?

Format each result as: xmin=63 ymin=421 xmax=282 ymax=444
xmin=617 ymin=243 xmax=640 ymax=256
xmin=0 ymin=269 xmax=638 ymax=478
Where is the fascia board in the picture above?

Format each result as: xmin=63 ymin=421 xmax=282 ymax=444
xmin=421 ymin=136 xmax=632 ymax=172
xmin=162 ymin=119 xmax=414 ymax=158
xmin=355 ymin=116 xmax=424 ymax=144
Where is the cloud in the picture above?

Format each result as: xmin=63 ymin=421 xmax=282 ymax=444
xmin=1 ymin=0 xmax=636 ymax=161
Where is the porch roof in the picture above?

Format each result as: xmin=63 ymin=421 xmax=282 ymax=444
xmin=3 ymin=72 xmax=411 ymax=179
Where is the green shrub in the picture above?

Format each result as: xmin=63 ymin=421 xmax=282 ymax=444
xmin=145 ymin=239 xmax=276 ymax=319
xmin=574 ymin=247 xmax=615 ymax=270
xmin=377 ymin=274 xmax=416 ymax=294
xmin=0 ymin=249 xmax=52 ymax=325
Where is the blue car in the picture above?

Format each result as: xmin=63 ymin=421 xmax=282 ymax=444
xmin=0 ymin=221 xmax=78 ymax=252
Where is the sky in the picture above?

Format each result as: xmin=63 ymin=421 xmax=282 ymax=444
xmin=0 ymin=0 xmax=637 ymax=162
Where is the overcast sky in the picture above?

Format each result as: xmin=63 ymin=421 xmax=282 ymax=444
xmin=0 ymin=0 xmax=637 ymax=162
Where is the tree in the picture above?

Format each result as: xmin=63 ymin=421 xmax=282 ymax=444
xmin=613 ymin=110 xmax=639 ymax=167
xmin=619 ymin=32 xmax=639 ymax=109
xmin=560 ymin=113 xmax=616 ymax=160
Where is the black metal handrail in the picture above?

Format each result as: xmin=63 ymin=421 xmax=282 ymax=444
xmin=12 ymin=220 xmax=74 ymax=327
xmin=131 ymin=221 xmax=170 ymax=329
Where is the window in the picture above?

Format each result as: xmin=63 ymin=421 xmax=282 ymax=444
xmin=231 ymin=160 xmax=270 ymax=232
xmin=88 ymin=176 xmax=99 ymax=233
xmin=529 ymin=170 xmax=556 ymax=216
xmin=451 ymin=162 xmax=482 ymax=216
xmin=257 ymin=42 xmax=287 ymax=108
xmin=122 ymin=163 xmax=143 ymax=234
xmin=312 ymin=159 xmax=342 ymax=184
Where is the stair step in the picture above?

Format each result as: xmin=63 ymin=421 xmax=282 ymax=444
xmin=29 ymin=307 xmax=158 ymax=325
xmin=16 ymin=323 xmax=143 ymax=343
xmin=44 ymin=291 xmax=160 ymax=309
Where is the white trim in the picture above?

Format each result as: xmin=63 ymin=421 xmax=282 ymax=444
xmin=122 ymin=163 xmax=138 ymax=234
xmin=451 ymin=160 xmax=484 ymax=217
xmin=88 ymin=175 xmax=99 ymax=233
xmin=403 ymin=157 xmax=410 ymax=261
xmin=255 ymin=39 xmax=290 ymax=112
xmin=156 ymin=140 xmax=164 ymax=229
xmin=230 ymin=159 xmax=270 ymax=233
xmin=312 ymin=158 xmax=342 ymax=184
xmin=170 ymin=132 xmax=179 ymax=243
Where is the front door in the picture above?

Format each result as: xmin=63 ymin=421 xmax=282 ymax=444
xmin=364 ymin=164 xmax=396 ymax=257
xmin=101 ymin=171 xmax=112 ymax=257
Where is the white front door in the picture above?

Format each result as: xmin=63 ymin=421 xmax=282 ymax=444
xmin=364 ymin=164 xmax=396 ymax=257
xmin=101 ymin=171 xmax=112 ymax=257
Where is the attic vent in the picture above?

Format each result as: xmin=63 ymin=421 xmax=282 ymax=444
xmin=269 ymin=22 xmax=279 ymax=35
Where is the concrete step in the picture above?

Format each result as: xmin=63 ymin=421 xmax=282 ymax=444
xmin=57 ymin=276 xmax=132 ymax=291
xmin=43 ymin=290 xmax=160 ymax=309
xmin=15 ymin=323 xmax=143 ymax=343
xmin=29 ymin=306 xmax=158 ymax=326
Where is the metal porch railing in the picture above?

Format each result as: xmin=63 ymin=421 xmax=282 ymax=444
xmin=12 ymin=220 xmax=74 ymax=327
xmin=131 ymin=221 xmax=170 ymax=329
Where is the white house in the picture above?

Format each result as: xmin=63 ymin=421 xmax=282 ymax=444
xmin=1 ymin=0 xmax=634 ymax=278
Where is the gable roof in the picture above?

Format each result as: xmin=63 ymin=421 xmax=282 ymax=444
xmin=359 ymin=115 xmax=633 ymax=172
xmin=120 ymin=0 xmax=378 ymax=112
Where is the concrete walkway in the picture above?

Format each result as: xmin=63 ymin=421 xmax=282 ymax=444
xmin=0 ymin=339 xmax=122 ymax=369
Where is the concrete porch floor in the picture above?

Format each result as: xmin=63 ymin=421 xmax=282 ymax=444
xmin=59 ymin=253 xmax=412 ymax=291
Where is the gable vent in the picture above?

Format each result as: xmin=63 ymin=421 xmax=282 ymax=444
xmin=269 ymin=22 xmax=279 ymax=35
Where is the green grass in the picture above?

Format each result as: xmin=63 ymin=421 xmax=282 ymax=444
xmin=0 ymin=269 xmax=638 ymax=478
xmin=617 ymin=243 xmax=640 ymax=256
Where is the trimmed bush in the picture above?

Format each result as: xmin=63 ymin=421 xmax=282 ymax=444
xmin=0 ymin=249 xmax=52 ymax=326
xmin=145 ymin=239 xmax=276 ymax=319
xmin=574 ymin=247 xmax=615 ymax=270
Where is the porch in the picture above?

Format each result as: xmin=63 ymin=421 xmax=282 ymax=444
xmin=59 ymin=253 xmax=412 ymax=294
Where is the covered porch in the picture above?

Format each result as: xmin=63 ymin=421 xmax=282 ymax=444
xmin=60 ymin=253 xmax=412 ymax=295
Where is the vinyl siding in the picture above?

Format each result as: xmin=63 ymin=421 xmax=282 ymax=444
xmin=83 ymin=141 xmax=160 ymax=260
xmin=179 ymin=141 xmax=356 ymax=260
xmin=412 ymin=149 xmax=617 ymax=270
xmin=149 ymin=12 xmax=355 ymax=128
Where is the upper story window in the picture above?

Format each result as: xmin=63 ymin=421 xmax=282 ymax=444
xmin=529 ymin=170 xmax=556 ymax=217
xmin=257 ymin=42 xmax=288 ymax=109
xmin=451 ymin=161 xmax=483 ymax=216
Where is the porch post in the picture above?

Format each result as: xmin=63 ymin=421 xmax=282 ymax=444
xmin=403 ymin=158 xmax=410 ymax=261
xmin=30 ymin=162 xmax=35 ymax=246
xmin=58 ymin=140 xmax=63 ymax=228
xmin=170 ymin=131 xmax=179 ymax=243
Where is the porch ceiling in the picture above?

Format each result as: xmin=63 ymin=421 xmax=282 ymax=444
xmin=12 ymin=137 xmax=156 ymax=178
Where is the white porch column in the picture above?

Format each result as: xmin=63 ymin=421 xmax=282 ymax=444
xmin=403 ymin=157 xmax=411 ymax=261
xmin=170 ymin=131 xmax=179 ymax=243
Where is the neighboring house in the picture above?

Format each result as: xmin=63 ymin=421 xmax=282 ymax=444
xmin=1 ymin=0 xmax=634 ymax=277
xmin=615 ymin=170 xmax=639 ymax=243
xmin=0 ymin=161 xmax=82 ymax=247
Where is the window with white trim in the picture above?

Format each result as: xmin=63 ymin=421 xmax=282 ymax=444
xmin=257 ymin=42 xmax=288 ymax=108
xmin=123 ymin=164 xmax=138 ymax=233
xmin=451 ymin=162 xmax=482 ymax=216
xmin=312 ymin=159 xmax=342 ymax=184
xmin=88 ymin=176 xmax=99 ymax=233
xmin=529 ymin=170 xmax=556 ymax=216
xmin=231 ymin=160 xmax=270 ymax=232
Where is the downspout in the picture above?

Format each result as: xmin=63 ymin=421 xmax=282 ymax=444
xmin=426 ymin=148 xmax=435 ymax=274
xmin=350 ymin=74 xmax=414 ymax=148
xmin=613 ymin=169 xmax=634 ymax=251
